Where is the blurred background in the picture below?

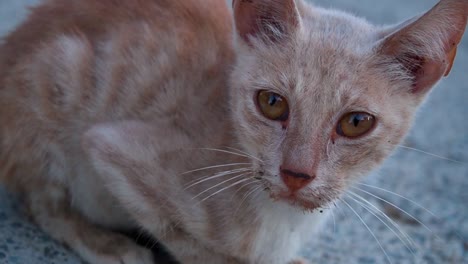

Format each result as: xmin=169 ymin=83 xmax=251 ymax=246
xmin=0 ymin=0 xmax=466 ymax=263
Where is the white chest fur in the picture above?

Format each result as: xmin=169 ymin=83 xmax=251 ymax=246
xmin=250 ymin=194 xmax=330 ymax=263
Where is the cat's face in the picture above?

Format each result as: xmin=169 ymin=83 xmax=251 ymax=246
xmin=230 ymin=0 xmax=466 ymax=210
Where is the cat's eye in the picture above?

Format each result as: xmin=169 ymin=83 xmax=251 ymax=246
xmin=256 ymin=90 xmax=289 ymax=121
xmin=336 ymin=112 xmax=375 ymax=138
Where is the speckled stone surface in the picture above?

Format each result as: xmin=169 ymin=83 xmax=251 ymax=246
xmin=1 ymin=0 xmax=467 ymax=263
xmin=0 ymin=188 xmax=82 ymax=264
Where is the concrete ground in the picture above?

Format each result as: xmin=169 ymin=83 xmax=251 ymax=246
xmin=0 ymin=0 xmax=466 ymax=263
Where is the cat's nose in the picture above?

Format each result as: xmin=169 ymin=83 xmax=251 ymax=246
xmin=280 ymin=167 xmax=315 ymax=192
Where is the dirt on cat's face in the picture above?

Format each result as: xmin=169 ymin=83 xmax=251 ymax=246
xmin=230 ymin=0 xmax=466 ymax=210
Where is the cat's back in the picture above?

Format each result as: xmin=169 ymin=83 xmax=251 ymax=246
xmin=0 ymin=0 xmax=233 ymax=124
xmin=0 ymin=0 xmax=233 ymax=183
xmin=0 ymin=0 xmax=232 ymax=69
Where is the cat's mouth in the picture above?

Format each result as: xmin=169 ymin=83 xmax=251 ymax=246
xmin=261 ymin=181 xmax=337 ymax=212
xmin=267 ymin=189 xmax=327 ymax=212
xmin=257 ymin=172 xmax=337 ymax=212
xmin=277 ymin=193 xmax=321 ymax=211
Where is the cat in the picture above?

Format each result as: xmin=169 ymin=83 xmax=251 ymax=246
xmin=0 ymin=0 xmax=466 ymax=263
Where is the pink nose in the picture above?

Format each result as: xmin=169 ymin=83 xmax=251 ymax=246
xmin=280 ymin=167 xmax=315 ymax=192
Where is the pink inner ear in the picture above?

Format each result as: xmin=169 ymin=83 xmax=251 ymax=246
xmin=412 ymin=59 xmax=447 ymax=94
xmin=233 ymin=1 xmax=260 ymax=42
xmin=378 ymin=0 xmax=467 ymax=95
xmin=233 ymin=0 xmax=300 ymax=44
xmin=397 ymin=54 xmax=447 ymax=94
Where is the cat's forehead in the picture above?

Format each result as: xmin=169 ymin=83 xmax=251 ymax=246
xmin=253 ymin=9 xmax=379 ymax=86
xmin=296 ymin=8 xmax=377 ymax=73
xmin=300 ymin=7 xmax=377 ymax=51
xmin=291 ymin=9 xmax=381 ymax=107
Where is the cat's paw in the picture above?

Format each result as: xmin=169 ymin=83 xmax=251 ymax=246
xmin=115 ymin=244 xmax=154 ymax=264
xmin=85 ymin=238 xmax=154 ymax=264
xmin=288 ymin=257 xmax=311 ymax=264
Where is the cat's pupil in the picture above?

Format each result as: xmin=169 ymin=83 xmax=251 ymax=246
xmin=351 ymin=114 xmax=370 ymax=127
xmin=352 ymin=116 xmax=360 ymax=127
xmin=268 ymin=95 xmax=278 ymax=106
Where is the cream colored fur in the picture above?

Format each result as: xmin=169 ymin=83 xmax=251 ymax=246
xmin=0 ymin=0 xmax=466 ymax=263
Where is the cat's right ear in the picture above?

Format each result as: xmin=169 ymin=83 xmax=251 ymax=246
xmin=232 ymin=0 xmax=301 ymax=45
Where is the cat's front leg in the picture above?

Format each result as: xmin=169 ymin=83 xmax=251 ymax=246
xmin=83 ymin=120 xmax=244 ymax=263
xmin=153 ymin=228 xmax=242 ymax=264
xmin=288 ymin=258 xmax=311 ymax=264
xmin=25 ymin=181 xmax=154 ymax=264
xmin=160 ymin=230 xmax=305 ymax=264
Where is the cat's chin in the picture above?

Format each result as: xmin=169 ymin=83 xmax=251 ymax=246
xmin=260 ymin=181 xmax=333 ymax=212
xmin=269 ymin=191 xmax=325 ymax=212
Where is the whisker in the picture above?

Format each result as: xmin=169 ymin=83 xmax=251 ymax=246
xmin=250 ymin=185 xmax=264 ymax=200
xmin=325 ymin=141 xmax=332 ymax=159
xmin=347 ymin=190 xmax=417 ymax=245
xmin=351 ymin=186 xmax=438 ymax=238
xmin=197 ymin=148 xmax=253 ymax=160
xmin=341 ymin=198 xmax=392 ymax=264
xmin=354 ymin=182 xmax=437 ymax=217
xmin=184 ymin=168 xmax=250 ymax=190
xmin=354 ymin=181 xmax=465 ymax=242
xmin=181 ymin=163 xmax=251 ymax=175
xmin=191 ymin=173 xmax=249 ymax=200
xmin=334 ymin=201 xmax=348 ymax=219
xmin=346 ymin=192 xmax=416 ymax=255
xmin=230 ymin=180 xmax=260 ymax=200
xmin=395 ymin=144 xmax=464 ymax=164
xmin=198 ymin=177 xmax=253 ymax=204
xmin=234 ymin=185 xmax=264 ymax=217
xmin=224 ymin=146 xmax=264 ymax=163
xmin=330 ymin=208 xmax=336 ymax=234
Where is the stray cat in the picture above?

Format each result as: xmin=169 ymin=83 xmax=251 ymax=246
xmin=0 ymin=0 xmax=466 ymax=263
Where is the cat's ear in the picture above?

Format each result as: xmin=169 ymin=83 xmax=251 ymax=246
xmin=232 ymin=0 xmax=301 ymax=45
xmin=377 ymin=0 xmax=467 ymax=95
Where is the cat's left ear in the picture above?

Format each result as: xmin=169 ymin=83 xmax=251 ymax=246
xmin=376 ymin=0 xmax=467 ymax=96
xmin=232 ymin=0 xmax=301 ymax=45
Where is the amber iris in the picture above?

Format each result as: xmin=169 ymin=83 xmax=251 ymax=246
xmin=337 ymin=112 xmax=375 ymax=138
xmin=257 ymin=90 xmax=289 ymax=121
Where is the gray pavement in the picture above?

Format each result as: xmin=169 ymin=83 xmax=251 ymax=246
xmin=0 ymin=0 xmax=466 ymax=263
